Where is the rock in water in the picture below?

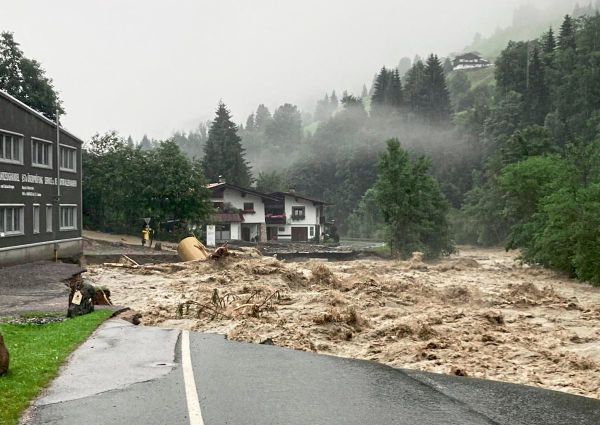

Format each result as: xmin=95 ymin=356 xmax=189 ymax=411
xmin=0 ymin=333 xmax=9 ymax=376
xmin=67 ymin=281 xmax=96 ymax=318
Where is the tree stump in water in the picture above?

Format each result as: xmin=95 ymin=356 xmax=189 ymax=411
xmin=67 ymin=276 xmax=96 ymax=318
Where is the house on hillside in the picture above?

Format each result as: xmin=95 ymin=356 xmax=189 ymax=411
xmin=207 ymin=183 xmax=328 ymax=244
xmin=453 ymin=52 xmax=491 ymax=70
xmin=0 ymin=90 xmax=83 ymax=266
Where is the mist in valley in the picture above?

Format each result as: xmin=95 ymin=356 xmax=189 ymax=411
xmin=3 ymin=0 xmax=600 ymax=275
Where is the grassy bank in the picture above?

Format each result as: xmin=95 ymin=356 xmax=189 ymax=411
xmin=0 ymin=311 xmax=113 ymax=425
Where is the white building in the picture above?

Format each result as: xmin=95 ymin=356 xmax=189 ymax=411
xmin=265 ymin=191 xmax=327 ymax=242
xmin=453 ymin=52 xmax=491 ymax=70
xmin=207 ymin=184 xmax=328 ymax=243
xmin=208 ymin=182 xmax=279 ymax=242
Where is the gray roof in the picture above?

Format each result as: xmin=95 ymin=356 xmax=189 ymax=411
xmin=0 ymin=89 xmax=84 ymax=145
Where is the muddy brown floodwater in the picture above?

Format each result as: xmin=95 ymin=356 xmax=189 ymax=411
xmin=85 ymin=247 xmax=600 ymax=399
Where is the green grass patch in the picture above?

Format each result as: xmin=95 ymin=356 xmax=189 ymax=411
xmin=18 ymin=311 xmax=65 ymax=320
xmin=0 ymin=311 xmax=112 ymax=425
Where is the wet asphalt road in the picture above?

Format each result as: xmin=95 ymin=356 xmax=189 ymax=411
xmin=29 ymin=321 xmax=600 ymax=425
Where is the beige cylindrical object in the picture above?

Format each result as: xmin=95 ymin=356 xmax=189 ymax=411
xmin=177 ymin=237 xmax=210 ymax=262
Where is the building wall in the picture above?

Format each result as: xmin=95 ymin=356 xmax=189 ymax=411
xmin=0 ymin=93 xmax=82 ymax=265
xmin=274 ymin=196 xmax=320 ymax=241
xmin=230 ymin=222 xmax=240 ymax=240
xmin=218 ymin=189 xmax=266 ymax=224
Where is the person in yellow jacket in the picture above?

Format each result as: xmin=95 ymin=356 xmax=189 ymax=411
xmin=141 ymin=225 xmax=150 ymax=247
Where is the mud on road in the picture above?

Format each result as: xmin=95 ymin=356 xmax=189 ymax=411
xmin=85 ymin=247 xmax=600 ymax=399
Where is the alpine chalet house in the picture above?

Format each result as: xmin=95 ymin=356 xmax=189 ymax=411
xmin=452 ymin=52 xmax=491 ymax=70
xmin=207 ymin=183 xmax=328 ymax=243
xmin=265 ymin=190 xmax=327 ymax=242
xmin=208 ymin=182 xmax=279 ymax=243
xmin=0 ymin=90 xmax=83 ymax=266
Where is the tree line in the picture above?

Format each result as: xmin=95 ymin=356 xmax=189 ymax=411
xmin=7 ymin=10 xmax=600 ymax=283
xmin=454 ymin=12 xmax=600 ymax=284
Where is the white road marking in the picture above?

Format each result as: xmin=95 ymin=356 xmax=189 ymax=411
xmin=182 ymin=330 xmax=205 ymax=425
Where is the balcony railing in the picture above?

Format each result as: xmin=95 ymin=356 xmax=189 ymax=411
xmin=266 ymin=213 xmax=286 ymax=225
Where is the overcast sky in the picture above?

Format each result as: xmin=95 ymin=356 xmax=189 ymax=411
xmin=0 ymin=0 xmax=577 ymax=141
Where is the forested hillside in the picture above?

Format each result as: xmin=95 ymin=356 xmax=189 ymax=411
xmin=465 ymin=1 xmax=597 ymax=58
xmin=456 ymin=12 xmax=600 ymax=284
xmin=4 ymin=9 xmax=600 ymax=283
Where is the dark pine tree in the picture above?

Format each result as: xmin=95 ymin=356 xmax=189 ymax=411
xmin=404 ymin=60 xmax=427 ymax=116
xmin=202 ymin=102 xmax=252 ymax=187
xmin=387 ymin=69 xmax=403 ymax=108
xmin=423 ymin=54 xmax=451 ymax=122
xmin=526 ymin=46 xmax=549 ymax=125
xmin=558 ymin=15 xmax=577 ymax=51
xmin=442 ymin=57 xmax=454 ymax=74
xmin=361 ymin=84 xmax=368 ymax=98
xmin=245 ymin=113 xmax=255 ymax=131
xmin=330 ymin=90 xmax=339 ymax=112
xmin=371 ymin=67 xmax=390 ymax=112
xmin=543 ymin=27 xmax=557 ymax=55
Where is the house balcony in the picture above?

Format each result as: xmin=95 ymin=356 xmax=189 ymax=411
xmin=266 ymin=214 xmax=286 ymax=225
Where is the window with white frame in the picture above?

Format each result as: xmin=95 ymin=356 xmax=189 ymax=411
xmin=33 ymin=204 xmax=40 ymax=234
xmin=46 ymin=204 xmax=53 ymax=233
xmin=0 ymin=205 xmax=25 ymax=236
xmin=60 ymin=145 xmax=76 ymax=172
xmin=0 ymin=131 xmax=23 ymax=164
xmin=32 ymin=138 xmax=53 ymax=168
xmin=59 ymin=205 xmax=77 ymax=230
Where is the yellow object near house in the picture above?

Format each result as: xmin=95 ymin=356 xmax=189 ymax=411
xmin=177 ymin=237 xmax=210 ymax=262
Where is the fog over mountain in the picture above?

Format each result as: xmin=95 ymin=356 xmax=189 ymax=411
xmin=0 ymin=0 xmax=584 ymax=140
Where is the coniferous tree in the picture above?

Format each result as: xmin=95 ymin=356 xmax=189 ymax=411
xmin=139 ymin=135 xmax=154 ymax=151
xmin=254 ymin=104 xmax=272 ymax=130
xmin=372 ymin=67 xmax=403 ymax=114
xmin=423 ymin=54 xmax=451 ymax=122
xmin=330 ymin=90 xmax=339 ymax=112
xmin=397 ymin=57 xmax=412 ymax=76
xmin=387 ymin=69 xmax=403 ymax=108
xmin=371 ymin=67 xmax=390 ymax=111
xmin=442 ymin=57 xmax=454 ymax=74
xmin=543 ymin=27 xmax=557 ymax=55
xmin=245 ymin=113 xmax=255 ymax=131
xmin=404 ymin=60 xmax=427 ymax=116
xmin=495 ymin=41 xmax=529 ymax=96
xmin=314 ymin=94 xmax=331 ymax=122
xmin=526 ymin=46 xmax=549 ymax=125
xmin=202 ymin=102 xmax=252 ymax=186
xmin=361 ymin=84 xmax=368 ymax=98
xmin=559 ymin=15 xmax=577 ymax=51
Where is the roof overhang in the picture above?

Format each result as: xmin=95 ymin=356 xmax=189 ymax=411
xmin=0 ymin=90 xmax=84 ymax=145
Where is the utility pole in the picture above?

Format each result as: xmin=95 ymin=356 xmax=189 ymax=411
xmin=53 ymin=109 xmax=61 ymax=256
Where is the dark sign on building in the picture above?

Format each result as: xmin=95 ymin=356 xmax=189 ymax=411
xmin=0 ymin=90 xmax=83 ymax=266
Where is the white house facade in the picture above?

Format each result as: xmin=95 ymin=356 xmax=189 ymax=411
xmin=453 ymin=52 xmax=491 ymax=70
xmin=265 ymin=192 xmax=327 ymax=242
xmin=207 ymin=184 xmax=327 ymax=243
xmin=208 ymin=182 xmax=279 ymax=242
